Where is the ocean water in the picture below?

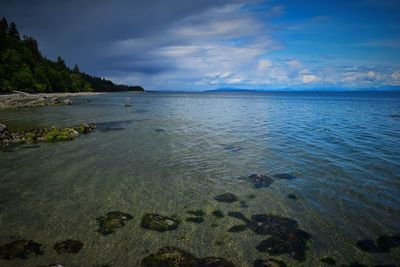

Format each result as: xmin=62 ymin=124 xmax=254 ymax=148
xmin=0 ymin=91 xmax=399 ymax=266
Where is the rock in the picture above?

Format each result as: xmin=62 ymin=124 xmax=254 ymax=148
xmin=141 ymin=247 xmax=235 ymax=267
xmin=254 ymin=258 xmax=287 ymax=267
xmin=212 ymin=210 xmax=224 ymax=218
xmin=41 ymin=127 xmax=79 ymax=142
xmin=228 ymin=225 xmax=247 ymax=233
xmin=51 ymin=97 xmax=60 ymax=104
xmin=53 ymin=240 xmax=83 ymax=254
xmin=214 ymin=193 xmax=238 ymax=203
xmin=356 ymin=234 xmax=400 ymax=253
xmin=187 ymin=210 xmax=206 ymax=217
xmin=273 ymin=173 xmax=297 ymax=180
xmin=74 ymin=123 xmax=96 ymax=134
xmin=96 ymin=211 xmax=133 ymax=235
xmin=140 ymin=213 xmax=179 ymax=232
xmin=225 ymin=212 xmax=310 ymax=261
xmin=185 ymin=217 xmax=204 ymax=224
xmin=256 ymin=229 xmax=311 ymax=261
xmin=63 ymin=99 xmax=73 ymax=105
xmin=320 ymin=257 xmax=336 ymax=265
xmin=141 ymin=247 xmax=198 ymax=266
xmin=244 ymin=174 xmax=274 ymax=188
xmin=0 ymin=239 xmax=43 ymax=259
xmin=0 ymin=123 xmax=7 ymax=134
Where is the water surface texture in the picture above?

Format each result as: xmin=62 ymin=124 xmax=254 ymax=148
xmin=1 ymin=92 xmax=400 ymax=266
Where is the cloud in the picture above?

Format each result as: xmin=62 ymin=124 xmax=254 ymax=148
xmin=302 ymin=74 xmax=320 ymax=83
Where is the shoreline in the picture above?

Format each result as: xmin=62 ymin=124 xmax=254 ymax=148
xmin=0 ymin=91 xmax=104 ymax=109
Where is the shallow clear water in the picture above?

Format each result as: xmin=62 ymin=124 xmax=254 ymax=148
xmin=0 ymin=91 xmax=399 ymax=266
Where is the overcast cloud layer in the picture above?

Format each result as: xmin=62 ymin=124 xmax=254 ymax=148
xmin=1 ymin=0 xmax=400 ymax=90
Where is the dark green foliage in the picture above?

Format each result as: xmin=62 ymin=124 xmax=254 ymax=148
xmin=0 ymin=18 xmax=144 ymax=93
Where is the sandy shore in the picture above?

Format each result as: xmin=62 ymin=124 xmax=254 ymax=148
xmin=0 ymin=91 xmax=103 ymax=109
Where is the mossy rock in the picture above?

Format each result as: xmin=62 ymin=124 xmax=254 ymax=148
xmin=96 ymin=211 xmax=133 ymax=235
xmin=53 ymin=239 xmax=83 ymax=254
xmin=0 ymin=239 xmax=43 ymax=259
xmin=41 ymin=127 xmax=79 ymax=142
xmin=141 ymin=247 xmax=234 ymax=267
xmin=141 ymin=213 xmax=179 ymax=232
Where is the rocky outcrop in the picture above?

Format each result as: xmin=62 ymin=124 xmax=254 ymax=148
xmin=0 ymin=122 xmax=96 ymax=147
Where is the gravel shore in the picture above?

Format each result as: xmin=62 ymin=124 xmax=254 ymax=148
xmin=0 ymin=91 xmax=103 ymax=109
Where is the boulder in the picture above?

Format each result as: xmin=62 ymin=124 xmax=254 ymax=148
xmin=140 ymin=213 xmax=179 ymax=232
xmin=0 ymin=123 xmax=7 ymax=134
xmin=63 ymin=99 xmax=73 ymax=105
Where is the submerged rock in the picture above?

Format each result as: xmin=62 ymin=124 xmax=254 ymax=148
xmin=96 ymin=211 xmax=133 ymax=235
xmin=256 ymin=229 xmax=311 ymax=261
xmin=141 ymin=213 xmax=179 ymax=232
xmin=253 ymin=258 xmax=287 ymax=267
xmin=356 ymin=234 xmax=400 ymax=253
xmin=244 ymin=174 xmax=274 ymax=189
xmin=186 ymin=217 xmax=204 ymax=224
xmin=226 ymin=212 xmax=310 ymax=261
xmin=0 ymin=239 xmax=43 ymax=259
xmin=228 ymin=225 xmax=247 ymax=233
xmin=212 ymin=210 xmax=224 ymax=218
xmin=141 ymin=247 xmax=234 ymax=267
xmin=214 ymin=193 xmax=238 ymax=203
xmin=320 ymin=257 xmax=336 ymax=265
xmin=287 ymin=194 xmax=297 ymax=200
xmin=273 ymin=173 xmax=296 ymax=180
xmin=187 ymin=210 xmax=206 ymax=217
xmin=53 ymin=240 xmax=83 ymax=254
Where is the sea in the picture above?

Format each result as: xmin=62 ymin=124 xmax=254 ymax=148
xmin=0 ymin=91 xmax=399 ymax=266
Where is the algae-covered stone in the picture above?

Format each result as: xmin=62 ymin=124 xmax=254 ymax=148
xmin=53 ymin=240 xmax=83 ymax=254
xmin=141 ymin=213 xmax=179 ymax=232
xmin=244 ymin=174 xmax=274 ymax=188
xmin=141 ymin=247 xmax=198 ymax=266
xmin=214 ymin=193 xmax=238 ymax=203
xmin=0 ymin=239 xmax=43 ymax=259
xmin=96 ymin=211 xmax=133 ymax=235
xmin=254 ymin=258 xmax=287 ymax=267
xmin=73 ymin=123 xmax=96 ymax=134
xmin=42 ymin=127 xmax=79 ymax=142
xmin=141 ymin=247 xmax=235 ymax=267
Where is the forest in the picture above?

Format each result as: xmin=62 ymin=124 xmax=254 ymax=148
xmin=0 ymin=17 xmax=144 ymax=93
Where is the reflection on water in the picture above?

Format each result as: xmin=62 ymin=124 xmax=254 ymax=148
xmin=0 ymin=91 xmax=399 ymax=266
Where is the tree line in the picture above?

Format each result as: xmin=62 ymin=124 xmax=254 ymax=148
xmin=0 ymin=17 xmax=144 ymax=93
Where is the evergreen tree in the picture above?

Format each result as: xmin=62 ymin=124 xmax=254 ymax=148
xmin=8 ymin=22 xmax=20 ymax=40
xmin=0 ymin=18 xmax=144 ymax=94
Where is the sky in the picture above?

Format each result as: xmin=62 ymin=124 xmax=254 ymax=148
xmin=1 ymin=0 xmax=400 ymax=91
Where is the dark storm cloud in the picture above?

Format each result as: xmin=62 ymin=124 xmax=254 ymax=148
xmin=0 ymin=0 xmax=245 ymax=75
